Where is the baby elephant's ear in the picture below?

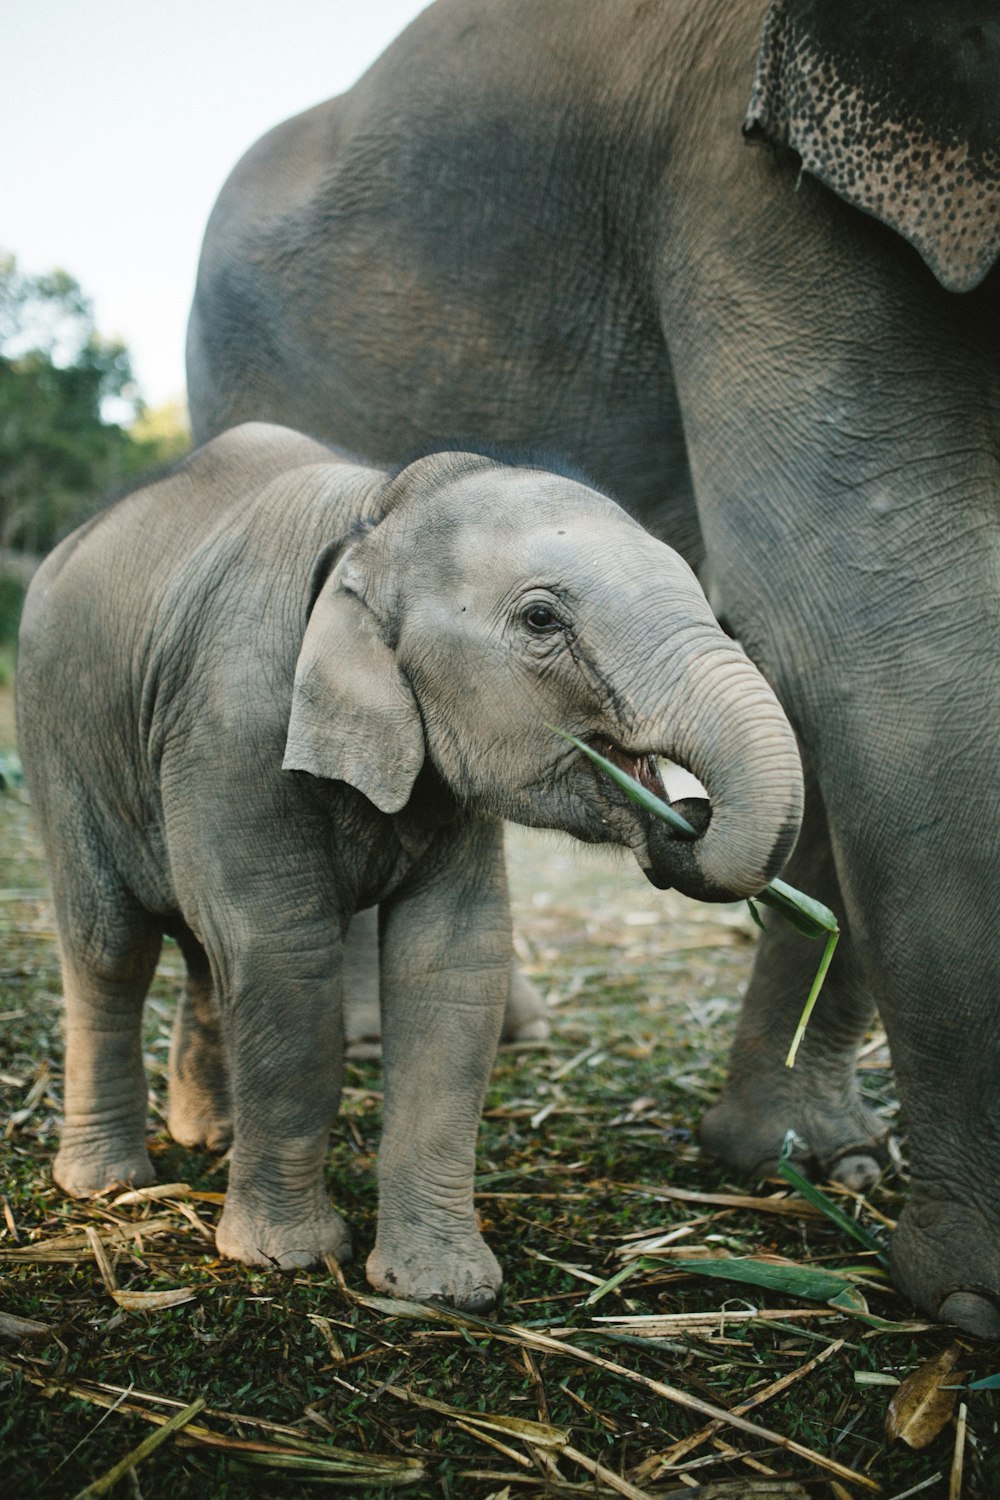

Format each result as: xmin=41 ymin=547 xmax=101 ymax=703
xmin=283 ymin=578 xmax=424 ymax=814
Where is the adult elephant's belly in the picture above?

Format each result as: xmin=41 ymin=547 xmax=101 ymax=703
xmin=192 ymin=244 xmax=697 ymax=559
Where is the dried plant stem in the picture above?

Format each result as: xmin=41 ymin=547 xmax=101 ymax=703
xmin=634 ymin=1337 xmax=845 ymax=1478
xmin=84 ymin=1226 xmax=117 ymax=1295
xmin=560 ymin=1443 xmax=658 ymax=1500
xmin=355 ymin=1294 xmax=879 ymax=1492
xmin=949 ymin=1402 xmax=968 ymax=1500
xmin=71 ymin=1397 xmax=206 ymax=1498
xmin=11 ymin=1364 xmax=423 ymax=1482
xmin=504 ymin=1321 xmax=877 ymax=1491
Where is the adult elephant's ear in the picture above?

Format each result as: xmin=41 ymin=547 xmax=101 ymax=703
xmin=283 ymin=569 xmax=424 ymax=814
xmin=744 ymin=0 xmax=1000 ymax=292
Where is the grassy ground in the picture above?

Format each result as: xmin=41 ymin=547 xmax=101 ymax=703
xmin=2 ymin=677 xmax=998 ymax=1498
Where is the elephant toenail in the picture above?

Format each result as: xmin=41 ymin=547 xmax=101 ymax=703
xmin=829 ymin=1153 xmax=882 ymax=1194
xmin=462 ymin=1286 xmax=498 ymax=1315
xmin=939 ymin=1290 xmax=1000 ymax=1341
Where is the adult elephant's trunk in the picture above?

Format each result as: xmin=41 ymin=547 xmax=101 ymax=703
xmin=626 ymin=629 xmax=804 ymax=902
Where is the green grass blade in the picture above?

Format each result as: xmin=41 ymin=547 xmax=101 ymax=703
xmin=581 ymin=1261 xmax=643 ymax=1307
xmin=552 ymin=727 xmax=842 ymax=1064
xmin=777 ymin=1135 xmax=888 ymax=1264
xmin=662 ymin=1255 xmax=867 ymax=1310
xmin=783 ymin=929 xmax=839 ymax=1067
xmin=549 ymin=729 xmax=697 ymax=835
xmin=745 ymin=899 xmax=767 ymax=932
xmin=755 ymin=878 xmax=838 ymax=939
xmin=72 ymin=1398 xmax=207 ymax=1498
xmin=552 ymin=729 xmax=837 ymax=932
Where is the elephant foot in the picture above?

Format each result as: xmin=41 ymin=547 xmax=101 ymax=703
xmin=167 ymin=1089 xmax=233 ymax=1154
xmin=699 ymin=1084 xmax=893 ymax=1193
xmin=367 ymin=1230 xmax=502 ymax=1313
xmin=502 ymin=967 xmax=550 ymax=1043
xmin=892 ymin=1196 xmax=1000 ymax=1340
xmin=344 ymin=996 xmax=382 ymax=1061
xmin=54 ymin=1139 xmax=155 ymax=1198
xmin=168 ymin=1010 xmax=232 ymax=1149
xmin=216 ymin=1197 xmax=353 ymax=1270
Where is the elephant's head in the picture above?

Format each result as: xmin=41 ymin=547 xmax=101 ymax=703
xmin=745 ymin=0 xmax=1000 ymax=293
xmin=284 ymin=454 xmax=804 ymax=902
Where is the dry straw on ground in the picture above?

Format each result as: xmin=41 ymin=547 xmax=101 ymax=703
xmin=2 ymin=690 xmax=999 ymax=1497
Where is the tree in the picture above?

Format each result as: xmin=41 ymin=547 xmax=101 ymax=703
xmin=129 ymin=397 xmax=190 ymax=468
xmin=0 ymin=254 xmax=184 ymax=555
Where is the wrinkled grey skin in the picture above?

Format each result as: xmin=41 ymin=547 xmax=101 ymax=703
xmin=185 ymin=1 xmax=1000 ymax=1335
xmin=342 ymin=907 xmax=550 ymax=1057
xmin=16 ymin=423 xmax=802 ymax=1310
xmin=339 ymin=906 xmax=551 ymax=1058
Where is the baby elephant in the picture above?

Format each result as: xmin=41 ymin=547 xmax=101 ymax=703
xmin=17 ymin=423 xmax=802 ymax=1310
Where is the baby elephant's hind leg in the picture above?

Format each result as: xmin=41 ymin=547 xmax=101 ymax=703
xmin=168 ymin=927 xmax=232 ymax=1152
xmin=53 ymin=899 xmax=161 ymax=1198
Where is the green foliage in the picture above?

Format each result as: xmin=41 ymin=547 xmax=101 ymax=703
xmin=0 ymin=568 xmax=24 ymax=649
xmin=0 ymin=253 xmax=188 ymax=557
xmin=129 ymin=397 xmax=190 ymax=466
xmin=650 ymin=1255 xmax=873 ymax=1313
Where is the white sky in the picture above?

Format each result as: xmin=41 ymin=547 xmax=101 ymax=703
xmin=3 ymin=1 xmax=429 ymax=410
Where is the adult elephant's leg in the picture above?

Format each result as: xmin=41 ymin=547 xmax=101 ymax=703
xmin=834 ymin=706 xmax=1000 ymax=1339
xmin=369 ymin=819 xmax=508 ymax=1311
xmin=700 ymin=446 xmax=1000 ymax=1333
xmin=700 ymin=765 xmax=891 ymax=1191
xmin=706 ymin=494 xmax=1000 ymax=1333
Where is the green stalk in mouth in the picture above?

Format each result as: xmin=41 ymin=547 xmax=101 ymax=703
xmin=552 ymin=728 xmax=840 ymax=1067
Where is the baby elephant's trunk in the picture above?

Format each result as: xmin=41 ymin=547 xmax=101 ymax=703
xmin=634 ymin=634 xmax=803 ymax=901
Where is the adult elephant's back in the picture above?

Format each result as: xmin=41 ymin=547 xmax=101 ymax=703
xmin=185 ymin=0 xmax=700 ymax=557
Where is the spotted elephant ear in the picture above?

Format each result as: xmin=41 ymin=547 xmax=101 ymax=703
xmin=744 ymin=0 xmax=1000 ymax=292
xmin=283 ymin=573 xmax=424 ymax=814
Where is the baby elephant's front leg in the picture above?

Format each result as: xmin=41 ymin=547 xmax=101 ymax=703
xmin=368 ymin=825 xmax=509 ymax=1312
xmin=214 ymin=945 xmax=352 ymax=1270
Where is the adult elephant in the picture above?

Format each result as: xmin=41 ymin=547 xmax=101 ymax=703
xmin=187 ymin=0 xmax=1000 ymax=1336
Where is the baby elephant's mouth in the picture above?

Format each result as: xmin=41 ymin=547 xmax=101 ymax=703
xmin=594 ymin=739 xmax=711 ymax=841
xmin=595 ymin=740 xmax=669 ymax=800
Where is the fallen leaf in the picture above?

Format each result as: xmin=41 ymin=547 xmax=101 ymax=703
xmin=110 ymin=1288 xmax=197 ymax=1313
xmin=667 ymin=1254 xmax=870 ymax=1311
xmin=110 ymin=1182 xmax=193 ymax=1206
xmin=0 ymin=1309 xmax=55 ymax=1341
xmin=886 ymin=1344 xmax=965 ymax=1449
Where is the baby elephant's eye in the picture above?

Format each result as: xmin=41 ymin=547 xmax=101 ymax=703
xmin=524 ymin=603 xmax=562 ymax=633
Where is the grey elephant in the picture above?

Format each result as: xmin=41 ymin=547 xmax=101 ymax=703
xmin=185 ymin=0 xmax=1000 ymax=1334
xmin=16 ymin=422 xmax=802 ymax=1309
